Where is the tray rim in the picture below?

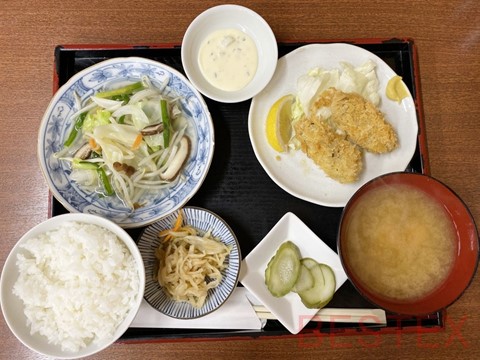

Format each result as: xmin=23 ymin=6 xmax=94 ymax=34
xmin=48 ymin=38 xmax=441 ymax=342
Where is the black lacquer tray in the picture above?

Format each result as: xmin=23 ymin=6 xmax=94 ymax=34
xmin=50 ymin=39 xmax=441 ymax=342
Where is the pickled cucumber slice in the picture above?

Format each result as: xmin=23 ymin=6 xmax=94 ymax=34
xmin=265 ymin=241 xmax=301 ymax=297
xmin=298 ymin=263 xmax=336 ymax=309
xmin=292 ymin=263 xmax=314 ymax=293
xmin=300 ymin=257 xmax=318 ymax=270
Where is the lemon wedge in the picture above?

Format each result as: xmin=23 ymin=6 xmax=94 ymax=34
xmin=386 ymin=75 xmax=409 ymax=103
xmin=265 ymin=94 xmax=294 ymax=152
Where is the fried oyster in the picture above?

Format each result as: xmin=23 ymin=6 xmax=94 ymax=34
xmin=311 ymin=88 xmax=398 ymax=153
xmin=293 ymin=87 xmax=398 ymax=183
xmin=294 ymin=114 xmax=363 ymax=184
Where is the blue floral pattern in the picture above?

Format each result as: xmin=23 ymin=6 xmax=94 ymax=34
xmin=138 ymin=207 xmax=240 ymax=319
xmin=38 ymin=57 xmax=214 ymax=228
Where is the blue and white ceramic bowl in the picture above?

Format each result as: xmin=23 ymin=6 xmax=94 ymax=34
xmin=138 ymin=207 xmax=241 ymax=319
xmin=38 ymin=57 xmax=214 ymax=228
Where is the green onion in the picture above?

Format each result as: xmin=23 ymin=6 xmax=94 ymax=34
xmin=64 ymin=112 xmax=87 ymax=147
xmin=95 ymin=81 xmax=144 ymax=99
xmin=96 ymin=166 xmax=114 ymax=196
xmin=72 ymin=160 xmax=114 ymax=196
xmin=160 ymin=99 xmax=171 ymax=147
xmin=111 ymin=94 xmax=131 ymax=102
xmin=72 ymin=159 xmax=98 ymax=170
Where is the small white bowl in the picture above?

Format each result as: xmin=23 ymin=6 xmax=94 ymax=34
xmin=0 ymin=214 xmax=145 ymax=359
xmin=240 ymin=212 xmax=347 ymax=334
xmin=181 ymin=4 xmax=278 ymax=103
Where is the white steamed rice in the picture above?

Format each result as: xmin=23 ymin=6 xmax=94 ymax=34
xmin=13 ymin=221 xmax=140 ymax=352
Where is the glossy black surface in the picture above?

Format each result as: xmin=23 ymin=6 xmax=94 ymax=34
xmin=52 ymin=40 xmax=441 ymax=339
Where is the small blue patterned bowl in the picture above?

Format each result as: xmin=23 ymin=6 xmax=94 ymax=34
xmin=37 ymin=57 xmax=214 ymax=228
xmin=138 ymin=207 xmax=241 ymax=319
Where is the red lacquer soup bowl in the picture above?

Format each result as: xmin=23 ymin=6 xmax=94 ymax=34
xmin=337 ymin=172 xmax=479 ymax=315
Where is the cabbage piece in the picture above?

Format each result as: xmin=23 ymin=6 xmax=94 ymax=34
xmin=140 ymin=98 xmax=163 ymax=124
xmin=295 ymin=68 xmax=340 ymax=117
xmin=128 ymin=89 xmax=161 ymax=105
xmin=95 ymin=139 xmax=129 ymax=165
xmin=93 ymin=124 xmax=140 ymax=164
xmin=94 ymin=124 xmax=138 ymax=146
xmin=291 ymin=97 xmax=304 ymax=122
xmin=144 ymin=133 xmax=165 ymax=152
xmin=82 ymin=109 xmax=111 ymax=133
xmin=296 ymin=74 xmax=322 ymax=117
xmin=338 ymin=63 xmax=368 ymax=94
xmin=112 ymin=104 xmax=149 ymax=130
xmin=338 ymin=60 xmax=380 ymax=106
xmin=70 ymin=169 xmax=98 ymax=187
xmin=90 ymin=96 xmax=124 ymax=111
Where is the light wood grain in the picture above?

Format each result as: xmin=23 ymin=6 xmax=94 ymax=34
xmin=1 ymin=0 xmax=479 ymax=359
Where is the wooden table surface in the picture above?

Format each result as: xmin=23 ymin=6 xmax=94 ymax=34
xmin=1 ymin=0 xmax=479 ymax=359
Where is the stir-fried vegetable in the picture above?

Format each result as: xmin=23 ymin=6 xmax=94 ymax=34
xmin=64 ymin=112 xmax=87 ymax=147
xmin=95 ymin=81 xmax=144 ymax=99
xmin=57 ymin=76 xmax=191 ymax=210
xmin=160 ymin=99 xmax=171 ymax=147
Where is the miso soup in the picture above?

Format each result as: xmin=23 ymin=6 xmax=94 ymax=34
xmin=343 ymin=184 xmax=456 ymax=302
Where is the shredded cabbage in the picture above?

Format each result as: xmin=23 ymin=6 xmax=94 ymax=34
xmin=294 ymin=60 xmax=380 ymax=120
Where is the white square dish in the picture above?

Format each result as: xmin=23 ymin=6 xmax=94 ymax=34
xmin=239 ymin=212 xmax=348 ymax=334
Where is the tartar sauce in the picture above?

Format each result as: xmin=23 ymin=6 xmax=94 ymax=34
xmin=198 ymin=28 xmax=258 ymax=92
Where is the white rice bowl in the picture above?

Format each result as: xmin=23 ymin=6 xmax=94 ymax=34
xmin=0 ymin=214 xmax=145 ymax=359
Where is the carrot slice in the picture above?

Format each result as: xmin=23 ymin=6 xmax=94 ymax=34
xmin=159 ymin=232 xmax=172 ymax=243
xmin=173 ymin=210 xmax=184 ymax=231
xmin=159 ymin=229 xmax=172 ymax=238
xmin=158 ymin=210 xmax=184 ymax=242
xmin=89 ymin=137 xmax=100 ymax=151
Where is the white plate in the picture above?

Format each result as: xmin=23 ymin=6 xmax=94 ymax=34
xmin=239 ymin=212 xmax=347 ymax=334
xmin=248 ymin=43 xmax=419 ymax=207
